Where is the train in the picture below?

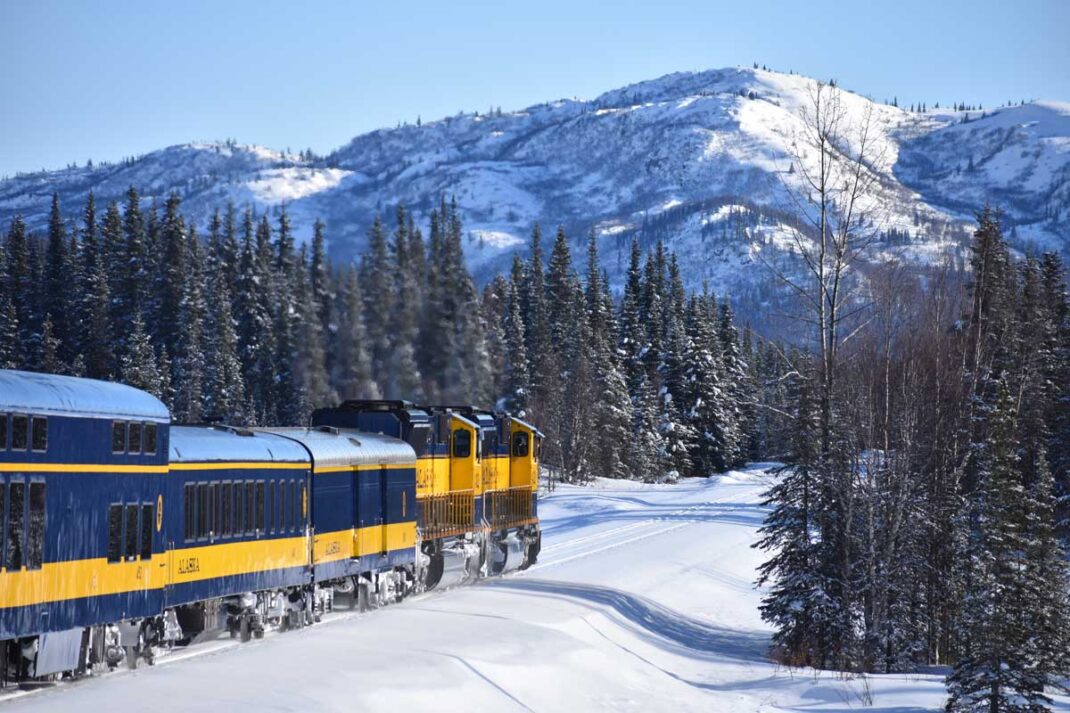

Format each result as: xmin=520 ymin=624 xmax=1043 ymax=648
xmin=0 ymin=369 xmax=542 ymax=686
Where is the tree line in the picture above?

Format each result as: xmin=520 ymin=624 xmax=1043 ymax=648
xmin=0 ymin=190 xmax=756 ymax=482
xmin=746 ymin=79 xmax=1070 ymax=710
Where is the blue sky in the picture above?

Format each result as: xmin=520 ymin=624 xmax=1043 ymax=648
xmin=1 ymin=0 xmax=1068 ymax=177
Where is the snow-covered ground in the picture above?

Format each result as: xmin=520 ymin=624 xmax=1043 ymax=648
xmin=8 ymin=464 xmax=1066 ymax=712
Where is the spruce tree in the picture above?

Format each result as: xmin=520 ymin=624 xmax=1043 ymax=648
xmin=78 ymin=192 xmax=113 ymax=379
xmin=501 ymin=261 xmax=530 ymax=415
xmin=947 ymin=381 xmax=1054 ymax=711
xmin=755 ymin=360 xmax=823 ymax=667
xmin=332 ymin=266 xmax=378 ymax=399
xmin=121 ymin=311 xmax=165 ymax=398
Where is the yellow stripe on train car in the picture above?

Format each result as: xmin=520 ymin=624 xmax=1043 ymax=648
xmin=0 ymin=463 xmax=169 ymax=474
xmin=354 ymin=522 xmax=416 ymax=557
xmin=168 ymin=535 xmax=309 ymax=585
xmin=0 ymin=557 xmax=165 ymax=609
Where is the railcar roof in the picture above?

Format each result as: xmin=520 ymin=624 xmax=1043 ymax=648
xmin=169 ymin=425 xmax=309 ymax=464
xmin=0 ymin=369 xmax=170 ymax=421
xmin=253 ymin=427 xmax=416 ymax=470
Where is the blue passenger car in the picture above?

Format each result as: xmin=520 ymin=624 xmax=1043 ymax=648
xmin=0 ymin=370 xmax=170 ymax=678
xmin=166 ymin=426 xmax=312 ymax=638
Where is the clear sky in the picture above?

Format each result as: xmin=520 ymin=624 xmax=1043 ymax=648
xmin=1 ymin=0 xmax=1068 ymax=177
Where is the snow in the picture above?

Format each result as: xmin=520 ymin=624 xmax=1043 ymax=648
xmin=14 ymin=464 xmax=1063 ymax=712
xmin=243 ymin=167 xmax=353 ymax=203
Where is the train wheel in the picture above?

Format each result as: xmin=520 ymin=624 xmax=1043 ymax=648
xmin=424 ymin=552 xmax=444 ymax=590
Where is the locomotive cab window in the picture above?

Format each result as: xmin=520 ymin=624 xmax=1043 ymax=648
xmin=128 ymin=423 xmax=142 ymax=454
xmin=107 ymin=504 xmax=123 ymax=563
xmin=112 ymin=422 xmax=126 ymax=453
xmin=31 ymin=418 xmax=47 ymax=452
xmin=144 ymin=423 xmax=157 ymax=455
xmin=11 ymin=416 xmax=28 ymax=451
xmin=452 ymin=429 xmax=471 ymax=458
xmin=512 ymin=432 xmax=529 ymax=457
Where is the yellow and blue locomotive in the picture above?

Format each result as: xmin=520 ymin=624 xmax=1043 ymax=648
xmin=311 ymin=401 xmax=542 ymax=588
xmin=0 ymin=369 xmax=540 ymax=686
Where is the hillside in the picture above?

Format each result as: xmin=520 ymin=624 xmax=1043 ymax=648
xmin=1 ymin=67 xmax=1067 ymax=292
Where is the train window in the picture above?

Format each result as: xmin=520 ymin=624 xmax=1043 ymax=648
xmin=107 ymin=505 xmax=123 ymax=562
xmin=512 ymin=432 xmax=529 ymax=457
xmin=266 ymin=481 xmax=274 ymax=534
xmin=6 ymin=481 xmax=24 ymax=569
xmin=452 ymin=429 xmax=471 ymax=458
xmin=221 ymin=482 xmax=232 ymax=536
xmin=31 ymin=418 xmax=47 ymax=452
xmin=210 ymin=483 xmax=220 ymax=536
xmin=128 ymin=423 xmax=142 ymax=454
xmin=124 ymin=505 xmax=138 ymax=560
xmin=11 ymin=416 xmax=28 ymax=451
xmin=245 ymin=482 xmax=255 ymax=534
xmin=256 ymin=482 xmax=265 ymax=533
xmin=198 ymin=484 xmax=209 ymax=539
xmin=278 ymin=481 xmax=287 ymax=534
xmin=301 ymin=484 xmax=307 ymax=527
xmin=184 ymin=484 xmax=195 ymax=541
xmin=112 ymin=422 xmax=126 ymax=453
xmin=27 ymin=482 xmax=44 ymax=569
xmin=140 ymin=504 xmax=153 ymax=559
xmin=144 ymin=424 xmax=157 ymax=455
xmin=0 ymin=414 xmax=6 ymax=449
xmin=291 ymin=480 xmax=299 ymax=532
xmin=235 ymin=482 xmax=244 ymax=535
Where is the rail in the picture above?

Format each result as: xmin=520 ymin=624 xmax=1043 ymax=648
xmin=484 ymin=486 xmax=535 ymax=530
xmin=419 ymin=490 xmax=475 ymax=539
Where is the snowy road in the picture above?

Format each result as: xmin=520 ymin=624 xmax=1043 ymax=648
xmin=2 ymin=465 xmax=1040 ymax=712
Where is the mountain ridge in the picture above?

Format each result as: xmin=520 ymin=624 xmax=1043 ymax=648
xmin=1 ymin=66 xmax=1067 ymax=292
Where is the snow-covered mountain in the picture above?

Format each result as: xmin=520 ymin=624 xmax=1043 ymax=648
xmin=2 ymin=67 xmax=1068 ymax=292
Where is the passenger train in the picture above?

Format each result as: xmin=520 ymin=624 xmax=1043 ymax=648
xmin=0 ymin=369 xmax=542 ymax=686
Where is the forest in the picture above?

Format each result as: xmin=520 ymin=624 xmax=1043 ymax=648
xmin=0 ymin=190 xmax=757 ymax=484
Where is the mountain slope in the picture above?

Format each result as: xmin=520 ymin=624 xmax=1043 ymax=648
xmin=1 ymin=67 xmax=1067 ymax=291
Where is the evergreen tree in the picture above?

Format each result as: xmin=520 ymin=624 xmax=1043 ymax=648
xmin=360 ymin=215 xmax=395 ymax=392
xmin=202 ymin=251 xmax=246 ymax=422
xmin=44 ymin=193 xmax=73 ymax=365
xmin=332 ymin=266 xmax=378 ymax=399
xmin=171 ymin=227 xmax=206 ymax=422
xmin=947 ymin=381 xmax=1055 ymax=711
xmin=501 ymin=260 xmax=530 ymax=415
xmin=121 ymin=311 xmax=164 ymax=398
xmin=585 ymin=232 xmax=632 ymax=478
xmin=78 ymin=192 xmax=113 ymax=378
xmin=755 ymin=361 xmax=823 ymax=667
